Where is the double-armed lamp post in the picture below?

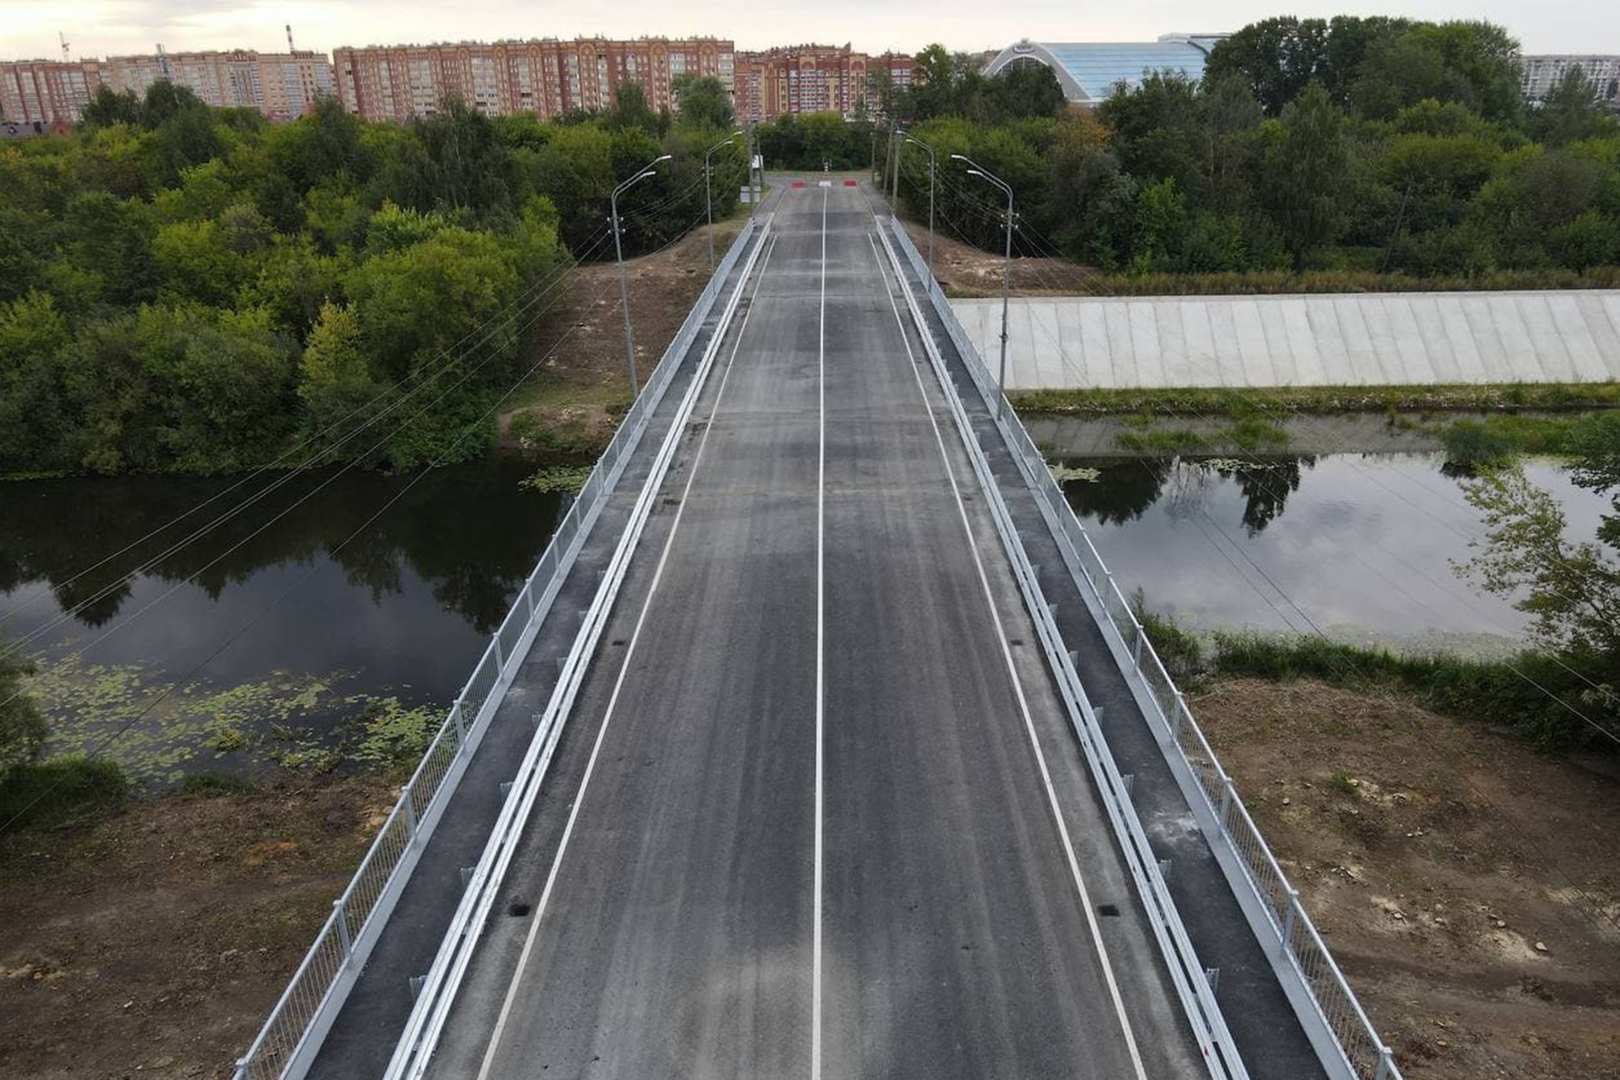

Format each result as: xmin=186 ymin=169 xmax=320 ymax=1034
xmin=704 ymin=130 xmax=744 ymax=272
xmin=611 ymin=152 xmax=672 ymax=395
xmin=950 ymin=153 xmax=1014 ymax=418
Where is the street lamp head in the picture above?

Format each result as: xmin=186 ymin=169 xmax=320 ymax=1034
xmin=637 ymin=170 xmax=658 ymax=182
xmin=949 ymin=153 xmax=968 ymax=162
xmin=655 ymin=154 xmax=673 ymax=163
xmin=965 ymin=169 xmax=984 ymax=179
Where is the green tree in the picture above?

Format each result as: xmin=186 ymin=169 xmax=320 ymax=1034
xmin=298 ymin=300 xmax=391 ymax=460
xmin=80 ymin=84 xmax=142 ymax=128
xmin=0 ymin=291 xmax=71 ymax=472
xmin=1262 ymin=83 xmax=1348 ymax=267
xmin=1532 ymin=66 xmax=1620 ymax=148
xmin=409 ymin=99 xmax=515 ymax=216
xmin=987 ymin=62 xmax=1067 ymax=121
xmin=672 ymin=75 xmax=734 ymax=128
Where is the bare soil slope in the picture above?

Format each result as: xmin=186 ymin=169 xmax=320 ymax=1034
xmin=1198 ymin=678 xmax=1620 ymax=1080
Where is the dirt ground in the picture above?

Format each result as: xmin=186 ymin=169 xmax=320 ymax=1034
xmin=1196 ymin=677 xmax=1620 ymax=1080
xmin=499 ymin=214 xmax=750 ymax=455
xmin=1 ymin=682 xmax=1615 ymax=1078
xmin=899 ymin=218 xmax=1097 ymax=297
xmin=0 ymin=775 xmax=395 ymax=1080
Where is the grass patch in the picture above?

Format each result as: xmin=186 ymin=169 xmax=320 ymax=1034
xmin=1016 ymin=383 xmax=1620 ymax=419
xmin=1210 ymin=632 xmax=1618 ymax=751
xmin=0 ymin=755 xmax=130 ymax=832
xmin=1057 ymin=266 xmax=1620 ymax=297
xmin=1117 ymin=427 xmax=1204 ymax=453
xmin=1225 ymin=417 xmax=1290 ymax=451
xmin=178 ymin=771 xmax=257 ymax=797
xmin=1133 ymin=593 xmax=1206 ymax=684
xmin=1436 ymin=414 xmax=1583 ymax=471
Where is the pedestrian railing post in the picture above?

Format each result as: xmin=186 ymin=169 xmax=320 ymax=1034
xmin=451 ymin=698 xmax=466 ymax=744
xmin=1219 ymin=774 xmax=1235 ymax=830
xmin=492 ymin=633 xmax=504 ymax=673
xmin=333 ymin=898 xmax=352 ymax=957
xmin=401 ymin=785 xmax=418 ymax=844
xmin=1376 ymin=1046 xmax=1395 ymax=1080
xmin=1280 ymin=887 xmax=1301 ymax=959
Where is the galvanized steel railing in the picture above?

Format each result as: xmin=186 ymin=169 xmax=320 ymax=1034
xmin=233 ymin=216 xmax=760 ymax=1080
xmin=886 ymin=216 xmax=1402 ymax=1080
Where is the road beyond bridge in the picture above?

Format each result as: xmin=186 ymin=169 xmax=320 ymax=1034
xmin=240 ymin=181 xmax=1399 ymax=1080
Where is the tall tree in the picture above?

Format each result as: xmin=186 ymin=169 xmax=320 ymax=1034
xmin=1262 ymin=83 xmax=1348 ymax=268
xmin=672 ymin=75 xmax=734 ymax=129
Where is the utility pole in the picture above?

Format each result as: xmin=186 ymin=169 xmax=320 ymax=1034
xmin=904 ymin=134 xmax=936 ymax=280
xmin=704 ymin=130 xmax=743 ymax=272
xmin=952 ymin=154 xmax=1015 ymax=419
xmin=611 ymin=153 xmax=672 ymax=396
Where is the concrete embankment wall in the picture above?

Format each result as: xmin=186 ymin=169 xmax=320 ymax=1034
xmin=950 ymin=290 xmax=1620 ymax=390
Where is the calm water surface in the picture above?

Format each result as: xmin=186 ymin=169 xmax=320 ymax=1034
xmin=0 ymin=459 xmax=560 ymax=773
xmin=1062 ymin=448 xmax=1609 ymax=653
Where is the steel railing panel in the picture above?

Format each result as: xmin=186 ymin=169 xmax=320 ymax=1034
xmin=885 ymin=216 xmax=1399 ymax=1080
xmin=233 ymin=217 xmax=763 ymax=1080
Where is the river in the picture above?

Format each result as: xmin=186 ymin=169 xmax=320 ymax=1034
xmin=0 ymin=459 xmax=561 ymax=780
xmin=2 ymin=415 xmax=1611 ymax=781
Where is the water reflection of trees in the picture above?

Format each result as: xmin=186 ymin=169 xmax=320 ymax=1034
xmin=1062 ymin=455 xmax=1317 ymax=534
xmin=0 ymin=461 xmax=562 ymax=634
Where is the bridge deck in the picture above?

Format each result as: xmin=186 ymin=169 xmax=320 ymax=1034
xmin=421 ymin=186 xmax=1206 ymax=1077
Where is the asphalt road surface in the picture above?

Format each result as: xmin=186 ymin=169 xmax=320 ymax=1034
xmin=424 ymin=183 xmax=1207 ymax=1079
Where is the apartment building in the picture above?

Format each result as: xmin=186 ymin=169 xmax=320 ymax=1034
xmin=1520 ymin=54 xmax=1620 ymax=105
xmin=332 ymin=37 xmax=734 ymax=122
xmin=100 ymin=49 xmax=334 ymax=118
xmin=0 ymin=59 xmax=101 ymax=124
xmin=733 ymin=44 xmax=913 ymax=124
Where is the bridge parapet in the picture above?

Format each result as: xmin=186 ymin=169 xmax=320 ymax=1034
xmin=233 ymin=216 xmax=763 ymax=1080
xmin=884 ymin=214 xmax=1402 ymax=1080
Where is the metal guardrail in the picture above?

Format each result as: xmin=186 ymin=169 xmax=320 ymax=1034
xmin=233 ymin=216 xmax=762 ymax=1080
xmin=381 ymin=215 xmax=775 ymax=1080
xmin=886 ymin=216 xmax=1402 ymax=1080
xmin=874 ymin=224 xmax=1245 ymax=1079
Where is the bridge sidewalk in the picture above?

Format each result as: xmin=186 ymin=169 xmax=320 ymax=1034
xmin=302 ymin=221 xmax=774 ymax=1080
xmin=889 ymin=228 xmax=1331 ymax=1080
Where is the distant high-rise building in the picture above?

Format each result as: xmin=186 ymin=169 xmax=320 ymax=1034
xmin=331 ymin=37 xmax=734 ymax=122
xmin=100 ymin=49 xmax=334 ymax=119
xmin=0 ymin=59 xmax=101 ymax=124
xmin=732 ymin=44 xmax=912 ymax=124
xmin=1520 ymin=55 xmax=1620 ymax=106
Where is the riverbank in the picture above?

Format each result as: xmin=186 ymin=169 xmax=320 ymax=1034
xmin=0 ymin=770 xmax=396 ymax=1080
xmin=1197 ymin=677 xmax=1620 ymax=1080
xmin=496 ymin=211 xmax=751 ymax=460
xmin=2 ymin=678 xmax=1613 ymax=1080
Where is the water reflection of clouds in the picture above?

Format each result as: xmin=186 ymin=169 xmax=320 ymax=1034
xmin=1074 ymin=453 xmax=1611 ymax=647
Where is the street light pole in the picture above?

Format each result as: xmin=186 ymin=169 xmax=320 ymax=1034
xmin=611 ymin=152 xmax=672 ymax=396
xmin=951 ymin=153 xmax=1014 ymax=419
xmin=704 ymin=130 xmax=743 ymax=272
xmin=904 ymin=134 xmax=936 ymax=280
xmin=890 ymin=128 xmax=902 ymax=204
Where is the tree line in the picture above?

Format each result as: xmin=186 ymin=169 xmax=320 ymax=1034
xmin=0 ymin=77 xmax=749 ymax=477
xmin=876 ymin=19 xmax=1620 ymax=280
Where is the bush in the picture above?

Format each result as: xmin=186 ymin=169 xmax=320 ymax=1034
xmin=0 ymin=755 xmax=130 ymax=832
xmin=1441 ymin=419 xmax=1516 ymax=472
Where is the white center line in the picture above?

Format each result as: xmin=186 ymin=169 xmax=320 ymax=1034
xmin=471 ymin=232 xmax=780 ymax=1080
xmin=864 ymin=229 xmax=1150 ymax=1079
xmin=811 ymin=185 xmax=828 ymax=1080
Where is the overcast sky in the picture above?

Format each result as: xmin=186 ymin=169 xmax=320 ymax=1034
xmin=2 ymin=0 xmax=1613 ymax=62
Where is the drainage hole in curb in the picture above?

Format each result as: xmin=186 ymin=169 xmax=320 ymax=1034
xmin=508 ymin=902 xmax=532 ymax=917
xmin=1096 ymin=903 xmax=1121 ymax=917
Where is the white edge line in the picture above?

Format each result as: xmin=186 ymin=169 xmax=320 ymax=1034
xmin=865 ymin=229 xmax=1151 ymax=1080
xmin=882 ymin=218 xmax=1246 ymax=1078
xmin=474 ymin=230 xmax=782 ymax=1080
xmin=811 ymin=184 xmax=827 ymax=1080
